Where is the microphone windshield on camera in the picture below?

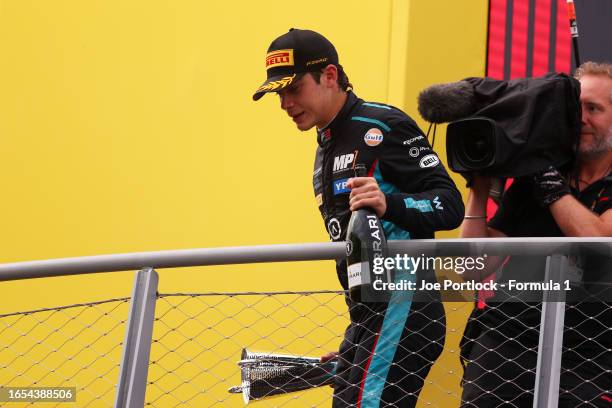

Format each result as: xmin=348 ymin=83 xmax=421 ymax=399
xmin=417 ymin=81 xmax=478 ymax=123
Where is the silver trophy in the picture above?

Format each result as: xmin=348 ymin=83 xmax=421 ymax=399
xmin=228 ymin=348 xmax=337 ymax=404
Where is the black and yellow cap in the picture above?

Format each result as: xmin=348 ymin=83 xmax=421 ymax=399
xmin=252 ymin=29 xmax=339 ymax=101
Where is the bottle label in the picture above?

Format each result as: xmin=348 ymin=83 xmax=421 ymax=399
xmin=347 ymin=262 xmax=368 ymax=288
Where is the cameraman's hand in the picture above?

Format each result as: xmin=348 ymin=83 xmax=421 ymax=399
xmin=470 ymin=174 xmax=492 ymax=197
xmin=529 ymin=166 xmax=570 ymax=207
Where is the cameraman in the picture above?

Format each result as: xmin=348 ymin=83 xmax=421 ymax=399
xmin=459 ymin=61 xmax=612 ymax=407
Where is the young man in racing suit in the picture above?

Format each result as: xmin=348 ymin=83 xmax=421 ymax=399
xmin=253 ymin=28 xmax=464 ymax=407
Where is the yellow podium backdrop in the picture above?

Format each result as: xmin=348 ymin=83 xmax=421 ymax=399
xmin=0 ymin=1 xmax=486 ymax=406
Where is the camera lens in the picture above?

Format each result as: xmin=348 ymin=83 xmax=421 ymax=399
xmin=447 ymin=118 xmax=497 ymax=172
xmin=460 ymin=133 xmax=492 ymax=165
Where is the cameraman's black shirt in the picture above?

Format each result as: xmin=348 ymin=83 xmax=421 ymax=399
xmin=484 ymin=175 xmax=612 ymax=346
xmin=490 ymin=176 xmax=612 ymax=237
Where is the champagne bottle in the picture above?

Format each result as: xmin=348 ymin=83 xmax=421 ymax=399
xmin=345 ymin=164 xmax=391 ymax=302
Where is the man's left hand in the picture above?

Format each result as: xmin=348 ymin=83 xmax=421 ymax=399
xmin=529 ymin=166 xmax=571 ymax=207
xmin=347 ymin=177 xmax=387 ymax=217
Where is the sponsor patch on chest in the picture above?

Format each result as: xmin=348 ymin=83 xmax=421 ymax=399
xmin=333 ymin=178 xmax=351 ymax=195
xmin=364 ymin=128 xmax=383 ymax=147
xmin=333 ymin=153 xmax=355 ymax=171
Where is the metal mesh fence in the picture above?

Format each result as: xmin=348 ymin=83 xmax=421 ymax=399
xmin=560 ymin=300 xmax=611 ymax=406
xmin=145 ymin=291 xmax=476 ymax=408
xmin=146 ymin=291 xmax=349 ymax=407
xmin=459 ymin=299 xmax=543 ymax=407
xmin=0 ymin=298 xmax=130 ymax=407
xmin=459 ymin=289 xmax=611 ymax=407
xmin=146 ymin=289 xmax=610 ymax=407
xmin=1 ymin=274 xmax=608 ymax=407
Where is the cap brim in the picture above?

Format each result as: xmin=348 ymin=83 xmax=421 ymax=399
xmin=252 ymin=73 xmax=297 ymax=101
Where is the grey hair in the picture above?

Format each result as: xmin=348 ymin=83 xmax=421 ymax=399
xmin=575 ymin=61 xmax=612 ymax=103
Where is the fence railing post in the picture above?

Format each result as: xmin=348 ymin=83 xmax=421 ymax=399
xmin=114 ymin=267 xmax=159 ymax=408
xmin=533 ymin=254 xmax=568 ymax=407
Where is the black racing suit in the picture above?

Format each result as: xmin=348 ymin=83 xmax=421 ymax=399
xmin=313 ymin=91 xmax=464 ymax=407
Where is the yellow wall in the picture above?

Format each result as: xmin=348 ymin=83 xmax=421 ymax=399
xmin=0 ymin=0 xmax=487 ymax=406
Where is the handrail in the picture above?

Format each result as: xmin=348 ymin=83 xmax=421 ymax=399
xmin=0 ymin=243 xmax=346 ymax=281
xmin=0 ymin=237 xmax=611 ymax=281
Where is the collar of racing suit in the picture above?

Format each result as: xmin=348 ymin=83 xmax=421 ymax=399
xmin=316 ymin=91 xmax=359 ymax=146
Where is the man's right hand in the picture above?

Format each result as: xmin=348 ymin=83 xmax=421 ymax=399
xmin=320 ymin=351 xmax=339 ymax=363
